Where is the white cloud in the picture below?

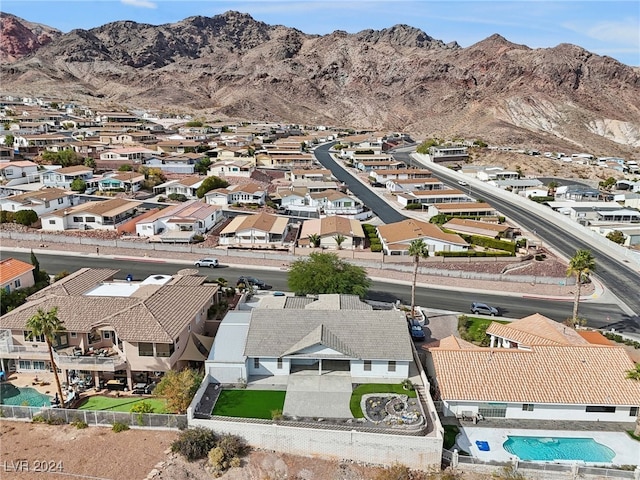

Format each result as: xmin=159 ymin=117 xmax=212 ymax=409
xmin=121 ymin=0 xmax=157 ymax=9
xmin=564 ymin=19 xmax=639 ymax=46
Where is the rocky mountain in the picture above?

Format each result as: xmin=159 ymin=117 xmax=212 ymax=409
xmin=0 ymin=12 xmax=61 ymax=62
xmin=1 ymin=10 xmax=639 ymax=156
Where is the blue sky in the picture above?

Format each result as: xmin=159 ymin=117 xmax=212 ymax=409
xmin=3 ymin=1 xmax=639 ymax=66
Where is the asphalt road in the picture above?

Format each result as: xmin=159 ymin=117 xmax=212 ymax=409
xmin=313 ymin=143 xmax=406 ymax=224
xmin=6 ymin=251 xmax=627 ymax=328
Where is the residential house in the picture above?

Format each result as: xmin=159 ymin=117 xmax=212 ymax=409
xmin=490 ymin=179 xmax=544 ymax=194
xmin=98 ymin=172 xmax=144 ymax=193
xmin=425 ymin=314 xmax=640 ymax=422
xmin=98 ymin=147 xmax=154 ymax=169
xmin=555 ymin=185 xmax=601 ymax=201
xmin=155 ymin=140 xmax=204 ymax=155
xmin=546 ymin=202 xmax=626 ymax=225
xmin=0 ymin=258 xmax=35 ymax=294
xmin=310 ymin=190 xmax=365 ymax=217
xmin=0 ymin=160 xmax=39 ymax=185
xmin=41 ymin=165 xmax=93 ymax=189
xmin=163 ymin=176 xmax=206 ymax=199
xmin=206 ymin=294 xmax=413 ymax=385
xmin=135 ymin=200 xmax=223 ymax=242
xmin=370 ymin=168 xmax=433 ymax=184
xmin=428 ymin=145 xmax=468 ymax=163
xmin=376 ymin=219 xmax=468 ymax=255
xmin=288 ymin=169 xmax=333 ymax=182
xmin=355 ymin=160 xmax=404 ymax=172
xmin=0 ymin=268 xmax=218 ymax=390
xmin=204 ymin=183 xmax=267 ymax=207
xmin=595 ymin=208 xmax=640 ymax=223
xmin=0 ymin=188 xmax=73 ymax=216
xmin=395 ymin=189 xmax=470 ymax=208
xmin=298 ymin=216 xmax=366 ymax=249
xmin=41 ymin=198 xmax=141 ymax=231
xmin=144 ymin=155 xmax=196 ymax=175
xmin=385 ymin=178 xmax=444 ymax=193
xmin=477 ymin=167 xmax=520 ymax=182
xmin=443 ymin=218 xmax=516 ymax=239
xmin=0 ymin=147 xmax=14 ymax=161
xmin=218 ymin=212 xmax=290 ymax=247
xmin=426 ymin=202 xmax=497 ymax=219
xmin=208 ymin=159 xmax=255 ymax=178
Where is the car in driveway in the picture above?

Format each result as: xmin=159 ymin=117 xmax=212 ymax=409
xmin=194 ymin=258 xmax=219 ymax=268
xmin=237 ymin=276 xmax=271 ymax=290
xmin=407 ymin=318 xmax=426 ymax=341
xmin=470 ymin=302 xmax=500 ymax=316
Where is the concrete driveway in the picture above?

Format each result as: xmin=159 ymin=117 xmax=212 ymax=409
xmin=283 ymin=373 xmax=354 ymax=419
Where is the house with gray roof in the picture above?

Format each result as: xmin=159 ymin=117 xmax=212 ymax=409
xmin=205 ymin=294 xmax=413 ymax=384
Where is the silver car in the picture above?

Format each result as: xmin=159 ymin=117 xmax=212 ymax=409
xmin=194 ymin=258 xmax=219 ymax=268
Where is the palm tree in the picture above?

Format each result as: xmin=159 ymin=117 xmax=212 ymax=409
xmin=625 ymin=364 xmax=640 ymax=436
xmin=333 ymin=234 xmax=346 ymax=250
xmin=308 ymin=233 xmax=321 ymax=248
xmin=566 ymin=249 xmax=596 ymax=324
xmin=26 ymin=307 xmax=66 ymax=407
xmin=408 ymin=239 xmax=429 ymax=318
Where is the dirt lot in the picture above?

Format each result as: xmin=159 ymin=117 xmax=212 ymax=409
xmin=1 ymin=420 xmax=496 ymax=480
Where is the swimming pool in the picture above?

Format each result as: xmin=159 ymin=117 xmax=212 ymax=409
xmin=0 ymin=383 xmax=52 ymax=407
xmin=503 ymin=436 xmax=616 ymax=463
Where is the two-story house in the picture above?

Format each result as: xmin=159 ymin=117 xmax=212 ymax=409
xmin=41 ymin=165 xmax=94 ymax=189
xmin=41 ymin=198 xmax=141 ymax=231
xmin=0 ymin=258 xmax=35 ymax=294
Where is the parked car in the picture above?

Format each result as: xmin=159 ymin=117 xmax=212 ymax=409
xmin=237 ymin=276 xmax=271 ymax=290
xmin=407 ymin=318 xmax=426 ymax=341
xmin=458 ymin=180 xmax=468 ymax=186
xmin=194 ymin=258 xmax=219 ymax=268
xmin=470 ymin=302 xmax=500 ymax=316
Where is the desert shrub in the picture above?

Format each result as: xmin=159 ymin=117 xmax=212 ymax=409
xmin=191 ymin=234 xmax=204 ymax=243
xmin=0 ymin=211 xmax=15 ymax=223
xmin=216 ymin=434 xmax=247 ymax=460
xmin=373 ymin=462 xmax=411 ymax=480
xmin=71 ymin=419 xmax=88 ymax=429
xmin=14 ymin=209 xmax=38 ymax=226
xmin=206 ymin=434 xmax=247 ymax=476
xmin=168 ymin=193 xmax=188 ymax=202
xmin=112 ymin=421 xmax=130 ymax=432
xmin=172 ymin=427 xmax=217 ymax=461
xmin=271 ymin=409 xmax=284 ymax=421
xmin=32 ymin=415 xmax=46 ymax=423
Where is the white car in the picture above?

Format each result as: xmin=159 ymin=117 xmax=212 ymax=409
xmin=194 ymin=258 xmax=219 ymax=268
xmin=458 ymin=180 xmax=468 ymax=186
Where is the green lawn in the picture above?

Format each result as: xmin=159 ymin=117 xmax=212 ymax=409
xmin=350 ymin=384 xmax=417 ymax=418
xmin=459 ymin=316 xmax=509 ymax=345
xmin=212 ymin=390 xmax=286 ymax=419
xmin=444 ymin=425 xmax=460 ymax=449
xmin=77 ymin=396 xmax=168 ymax=413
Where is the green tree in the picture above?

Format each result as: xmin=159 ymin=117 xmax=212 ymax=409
xmin=429 ymin=213 xmax=449 ymax=225
xmin=287 ymin=252 xmax=371 ymax=298
xmin=308 ymin=233 xmax=321 ymax=248
xmin=26 ymin=308 xmax=66 ymax=407
xmin=118 ymin=164 xmax=133 ymax=172
xmin=41 ymin=150 xmax=82 ymax=167
xmin=84 ymin=158 xmax=96 ymax=169
xmin=408 ymin=239 xmax=429 ymax=318
xmin=4 ymin=134 xmax=14 ymax=148
xmin=30 ymin=249 xmax=41 ymax=282
xmin=547 ymin=181 xmax=559 ymax=196
xmin=185 ymin=120 xmax=204 ymax=127
xmin=194 ymin=158 xmax=212 ymax=175
xmin=566 ymin=249 xmax=596 ymax=324
xmin=196 ymin=176 xmax=229 ymax=198
xmin=333 ymin=234 xmax=346 ymax=249
xmin=415 ymin=138 xmax=440 ymax=154
xmin=70 ymin=178 xmax=86 ymax=192
xmin=14 ymin=209 xmax=38 ymax=226
xmin=599 ymin=177 xmax=617 ymax=191
xmin=625 ymin=364 xmax=640 ymax=436
xmin=606 ymin=230 xmax=626 ymax=245
xmin=154 ymin=368 xmax=203 ymax=414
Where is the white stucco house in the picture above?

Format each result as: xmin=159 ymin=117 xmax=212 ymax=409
xmin=0 ymin=188 xmax=74 ymax=216
xmin=135 ymin=200 xmax=223 ymax=241
xmin=41 ymin=198 xmax=141 ymax=231
xmin=0 ymin=160 xmax=39 ymax=185
xmin=376 ymin=219 xmax=468 ymax=255
xmin=425 ymin=314 xmax=640 ymax=423
xmin=41 ymin=165 xmax=93 ymax=189
xmin=206 ymin=295 xmax=413 ymax=384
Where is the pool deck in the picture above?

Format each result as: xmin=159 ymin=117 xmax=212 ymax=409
xmin=457 ymin=426 xmax=640 ymax=466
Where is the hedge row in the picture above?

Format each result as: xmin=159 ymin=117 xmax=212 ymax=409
xmin=458 ymin=234 xmax=516 ymax=254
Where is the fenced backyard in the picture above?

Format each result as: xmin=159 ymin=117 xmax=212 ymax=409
xmin=0 ymin=404 xmax=187 ymax=429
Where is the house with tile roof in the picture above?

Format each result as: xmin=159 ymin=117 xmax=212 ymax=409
xmin=426 ymin=202 xmax=498 ymax=219
xmin=41 ymin=165 xmax=94 ymax=189
xmin=425 ymin=313 xmax=640 ymax=423
xmin=163 ymin=175 xmax=206 ymax=199
xmin=40 ymin=198 xmax=141 ymax=231
xmin=0 ymin=160 xmax=39 ymax=185
xmin=376 ymin=219 xmax=468 ymax=255
xmin=206 ymin=294 xmax=414 ymax=384
xmin=0 ymin=258 xmax=35 ymax=294
xmin=208 ymin=159 xmax=255 ymax=178
xmin=385 ymin=178 xmax=444 ymax=193
xmin=0 ymin=268 xmax=218 ymax=390
xmin=218 ymin=212 xmax=291 ymax=247
xmin=0 ymin=188 xmax=74 ymax=216
xmin=135 ymin=200 xmax=223 ymax=241
xmin=98 ymin=172 xmax=145 ymax=193
xmin=298 ymin=216 xmax=366 ymax=249
xmin=443 ymin=218 xmax=516 ymax=239
xmin=204 ymin=183 xmax=267 ymax=207
xmin=396 ymin=188 xmax=471 ymax=207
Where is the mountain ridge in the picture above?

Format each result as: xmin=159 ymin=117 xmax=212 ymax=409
xmin=1 ymin=10 xmax=639 ymax=156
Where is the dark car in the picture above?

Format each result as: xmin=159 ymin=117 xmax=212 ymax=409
xmin=470 ymin=302 xmax=500 ymax=316
xmin=408 ymin=319 xmax=426 ymax=341
xmin=237 ymin=276 xmax=271 ymax=290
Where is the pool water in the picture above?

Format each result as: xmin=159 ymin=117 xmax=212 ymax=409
xmin=503 ymin=436 xmax=616 ymax=463
xmin=0 ymin=383 xmax=53 ymax=407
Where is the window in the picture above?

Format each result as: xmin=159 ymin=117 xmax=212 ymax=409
xmin=85 ymin=216 xmax=96 ymax=223
xmin=388 ymin=361 xmax=396 ymax=372
xmin=14 ymin=279 xmax=21 ymax=288
xmin=522 ymin=404 xmax=534 ymax=411
xmin=19 ymin=360 xmax=32 ymax=370
xmin=364 ymin=360 xmax=372 ymax=371
xmin=73 ymin=216 xmax=82 ymax=222
xmin=33 ymin=361 xmax=46 ymax=370
xmin=277 ymin=358 xmax=283 ymax=369
xmin=57 ymin=198 xmax=64 ymax=204
xmin=156 ymin=343 xmax=174 ymax=358
xmin=138 ymin=342 xmax=154 ymax=357
xmin=103 ymin=331 xmax=111 ymax=339
xmin=631 ymin=407 xmax=639 ymax=417
xmin=70 ymin=332 xmax=77 ymax=338
xmin=23 ymin=331 xmax=45 ymax=343
xmin=586 ymin=406 xmax=616 ymax=413
xmin=49 ymin=219 xmax=56 ymax=225
xmin=253 ymin=358 xmax=260 ymax=369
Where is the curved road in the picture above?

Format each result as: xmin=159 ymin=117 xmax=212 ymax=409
xmin=314 ymin=143 xmax=406 ymax=224
xmin=5 ymin=251 xmax=627 ymax=328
